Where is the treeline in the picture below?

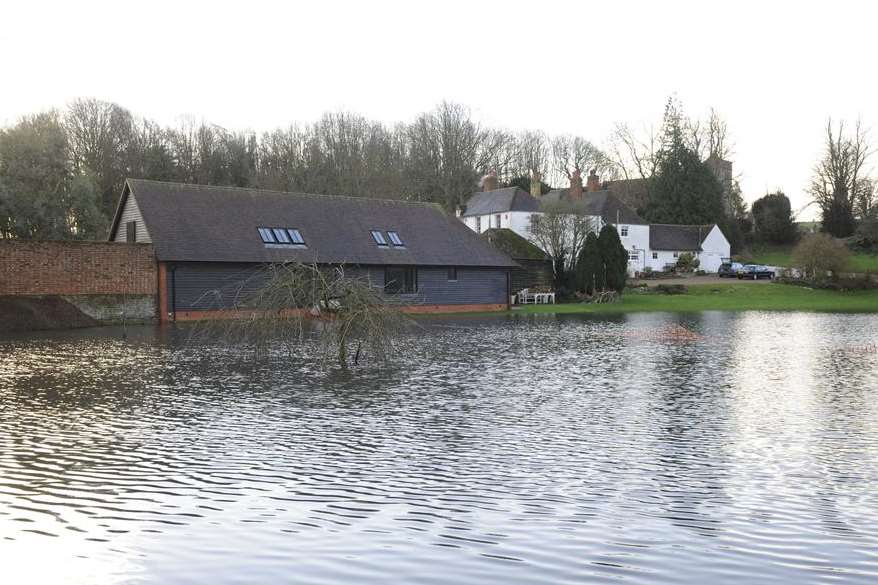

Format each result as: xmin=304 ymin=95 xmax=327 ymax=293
xmin=0 ymin=99 xmax=614 ymax=240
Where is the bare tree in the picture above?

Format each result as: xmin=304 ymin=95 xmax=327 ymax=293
xmin=529 ymin=201 xmax=598 ymax=280
xmin=65 ymin=98 xmax=135 ymax=215
xmin=550 ymin=135 xmax=612 ymax=186
xmin=809 ymin=118 xmax=873 ymax=216
xmin=606 ymin=122 xmax=660 ymax=182
xmin=191 ymin=262 xmax=410 ymax=368
xmin=706 ymin=108 xmax=732 ymax=160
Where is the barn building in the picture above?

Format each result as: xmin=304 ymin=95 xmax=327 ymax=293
xmin=108 ymin=179 xmax=516 ymax=321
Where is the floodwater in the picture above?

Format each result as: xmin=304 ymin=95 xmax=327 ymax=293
xmin=1 ymin=311 xmax=877 ymax=584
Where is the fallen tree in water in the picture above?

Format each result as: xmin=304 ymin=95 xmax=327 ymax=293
xmin=190 ymin=262 xmax=410 ymax=368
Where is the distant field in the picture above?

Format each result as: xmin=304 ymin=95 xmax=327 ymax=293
xmin=512 ymin=283 xmax=878 ymax=315
xmin=748 ymin=245 xmax=878 ymax=273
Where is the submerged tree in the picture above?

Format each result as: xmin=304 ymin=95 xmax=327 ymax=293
xmin=193 ymin=263 xmax=410 ymax=368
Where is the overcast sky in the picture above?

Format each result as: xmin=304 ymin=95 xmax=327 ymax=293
xmin=2 ymin=0 xmax=876 ymax=219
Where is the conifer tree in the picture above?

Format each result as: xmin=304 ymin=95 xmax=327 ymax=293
xmin=597 ymin=224 xmax=628 ymax=293
xmin=576 ymin=232 xmax=601 ymax=295
xmin=645 ymin=100 xmax=725 ymax=225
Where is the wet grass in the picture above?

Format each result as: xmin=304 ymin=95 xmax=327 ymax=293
xmin=748 ymin=245 xmax=878 ymax=273
xmin=513 ymin=283 xmax=878 ymax=314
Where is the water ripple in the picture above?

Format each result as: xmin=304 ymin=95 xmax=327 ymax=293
xmin=0 ymin=312 xmax=877 ymax=584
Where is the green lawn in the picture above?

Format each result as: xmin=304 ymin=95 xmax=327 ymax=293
xmin=513 ymin=283 xmax=878 ymax=315
xmin=748 ymin=245 xmax=878 ymax=273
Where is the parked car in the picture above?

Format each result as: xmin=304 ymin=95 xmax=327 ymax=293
xmin=718 ymin=261 xmax=744 ymax=278
xmin=736 ymin=264 xmax=775 ymax=280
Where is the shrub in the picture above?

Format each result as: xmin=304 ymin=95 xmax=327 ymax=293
xmin=792 ymin=233 xmax=850 ymax=280
xmin=654 ymin=284 xmax=688 ymax=295
xmin=675 ymin=252 xmax=700 ymax=273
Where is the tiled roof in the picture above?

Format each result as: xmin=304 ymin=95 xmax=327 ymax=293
xmin=110 ymin=179 xmax=517 ymax=267
xmin=461 ymin=187 xmax=540 ymax=217
xmin=648 ymin=224 xmax=716 ymax=251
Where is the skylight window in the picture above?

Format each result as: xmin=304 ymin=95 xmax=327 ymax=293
xmin=258 ymin=227 xmax=306 ymax=247
xmin=287 ymin=229 xmax=305 ymax=244
xmin=387 ymin=231 xmax=404 ymax=246
xmin=258 ymin=227 xmax=276 ymax=243
xmin=371 ymin=230 xmax=388 ymax=246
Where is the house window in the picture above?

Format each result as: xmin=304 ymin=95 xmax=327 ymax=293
xmin=628 ymin=251 xmax=639 ymax=261
xmin=387 ymin=231 xmax=404 ymax=247
xmin=371 ymin=230 xmax=388 ymax=246
xmin=384 ymin=266 xmax=416 ymax=294
xmin=447 ymin=267 xmax=458 ymax=281
xmin=494 ymin=214 xmax=501 ymax=228
xmin=673 ymin=252 xmax=679 ymax=258
xmin=476 ymin=217 xmax=482 ymax=232
xmin=652 ymin=252 xmax=658 ymax=260
xmin=126 ymin=221 xmax=137 ymax=243
xmin=620 ymin=225 xmax=629 ymax=237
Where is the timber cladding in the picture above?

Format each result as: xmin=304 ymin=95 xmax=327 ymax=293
xmin=0 ymin=240 xmax=157 ymax=296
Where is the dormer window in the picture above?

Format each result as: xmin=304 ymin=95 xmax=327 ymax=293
xmin=387 ymin=231 xmax=404 ymax=247
xmin=258 ymin=227 xmax=306 ymax=247
xmin=371 ymin=230 xmax=388 ymax=246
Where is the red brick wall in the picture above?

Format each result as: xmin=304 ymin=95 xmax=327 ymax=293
xmin=0 ymin=240 xmax=157 ymax=295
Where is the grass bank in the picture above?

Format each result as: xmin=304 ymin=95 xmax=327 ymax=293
xmin=748 ymin=245 xmax=878 ymax=273
xmin=513 ymin=283 xmax=878 ymax=315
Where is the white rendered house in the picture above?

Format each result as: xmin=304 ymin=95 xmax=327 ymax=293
xmin=460 ymin=171 xmax=731 ymax=275
xmin=644 ymin=224 xmax=730 ymax=273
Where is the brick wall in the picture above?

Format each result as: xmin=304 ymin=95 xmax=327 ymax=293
xmin=0 ymin=240 xmax=157 ymax=296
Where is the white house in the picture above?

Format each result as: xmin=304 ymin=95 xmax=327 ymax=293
xmin=642 ymin=223 xmax=730 ymax=273
xmin=460 ymin=170 xmax=731 ymax=275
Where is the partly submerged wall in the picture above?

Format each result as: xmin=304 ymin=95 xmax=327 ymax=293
xmin=0 ymin=240 xmax=158 ymax=329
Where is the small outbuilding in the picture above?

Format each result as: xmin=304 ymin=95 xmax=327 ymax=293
xmin=481 ymin=228 xmax=552 ymax=292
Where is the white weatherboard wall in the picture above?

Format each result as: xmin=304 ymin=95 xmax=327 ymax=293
xmin=647 ymin=251 xmax=683 ymax=272
xmin=618 ymin=224 xmax=650 ymax=276
xmin=698 ymin=225 xmax=731 ymax=272
xmin=464 ymin=211 xmax=538 ymax=237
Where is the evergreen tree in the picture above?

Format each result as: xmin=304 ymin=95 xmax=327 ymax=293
xmin=822 ymin=199 xmax=857 ymax=238
xmin=575 ymin=232 xmax=601 ymax=295
xmin=597 ymin=224 xmax=628 ymax=293
xmin=752 ymin=191 xmax=798 ymax=244
xmin=645 ymin=100 xmax=725 ymax=225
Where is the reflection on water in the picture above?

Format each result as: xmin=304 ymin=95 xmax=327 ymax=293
xmin=1 ymin=312 xmax=877 ymax=584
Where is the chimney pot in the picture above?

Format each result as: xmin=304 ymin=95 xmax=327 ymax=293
xmin=530 ymin=170 xmax=542 ymax=198
xmin=569 ymin=169 xmax=584 ymax=200
xmin=481 ymin=170 xmax=499 ymax=192
xmin=587 ymin=168 xmax=601 ymax=192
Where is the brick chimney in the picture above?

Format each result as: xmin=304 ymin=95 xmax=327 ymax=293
xmin=569 ymin=169 xmax=583 ymax=200
xmin=587 ymin=168 xmax=601 ymax=192
xmin=530 ymin=170 xmax=542 ymax=198
xmin=481 ymin=170 xmax=499 ymax=192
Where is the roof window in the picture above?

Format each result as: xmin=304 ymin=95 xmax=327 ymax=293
xmin=258 ymin=227 xmax=306 ymax=247
xmin=371 ymin=230 xmax=388 ymax=246
xmin=387 ymin=231 xmax=404 ymax=247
